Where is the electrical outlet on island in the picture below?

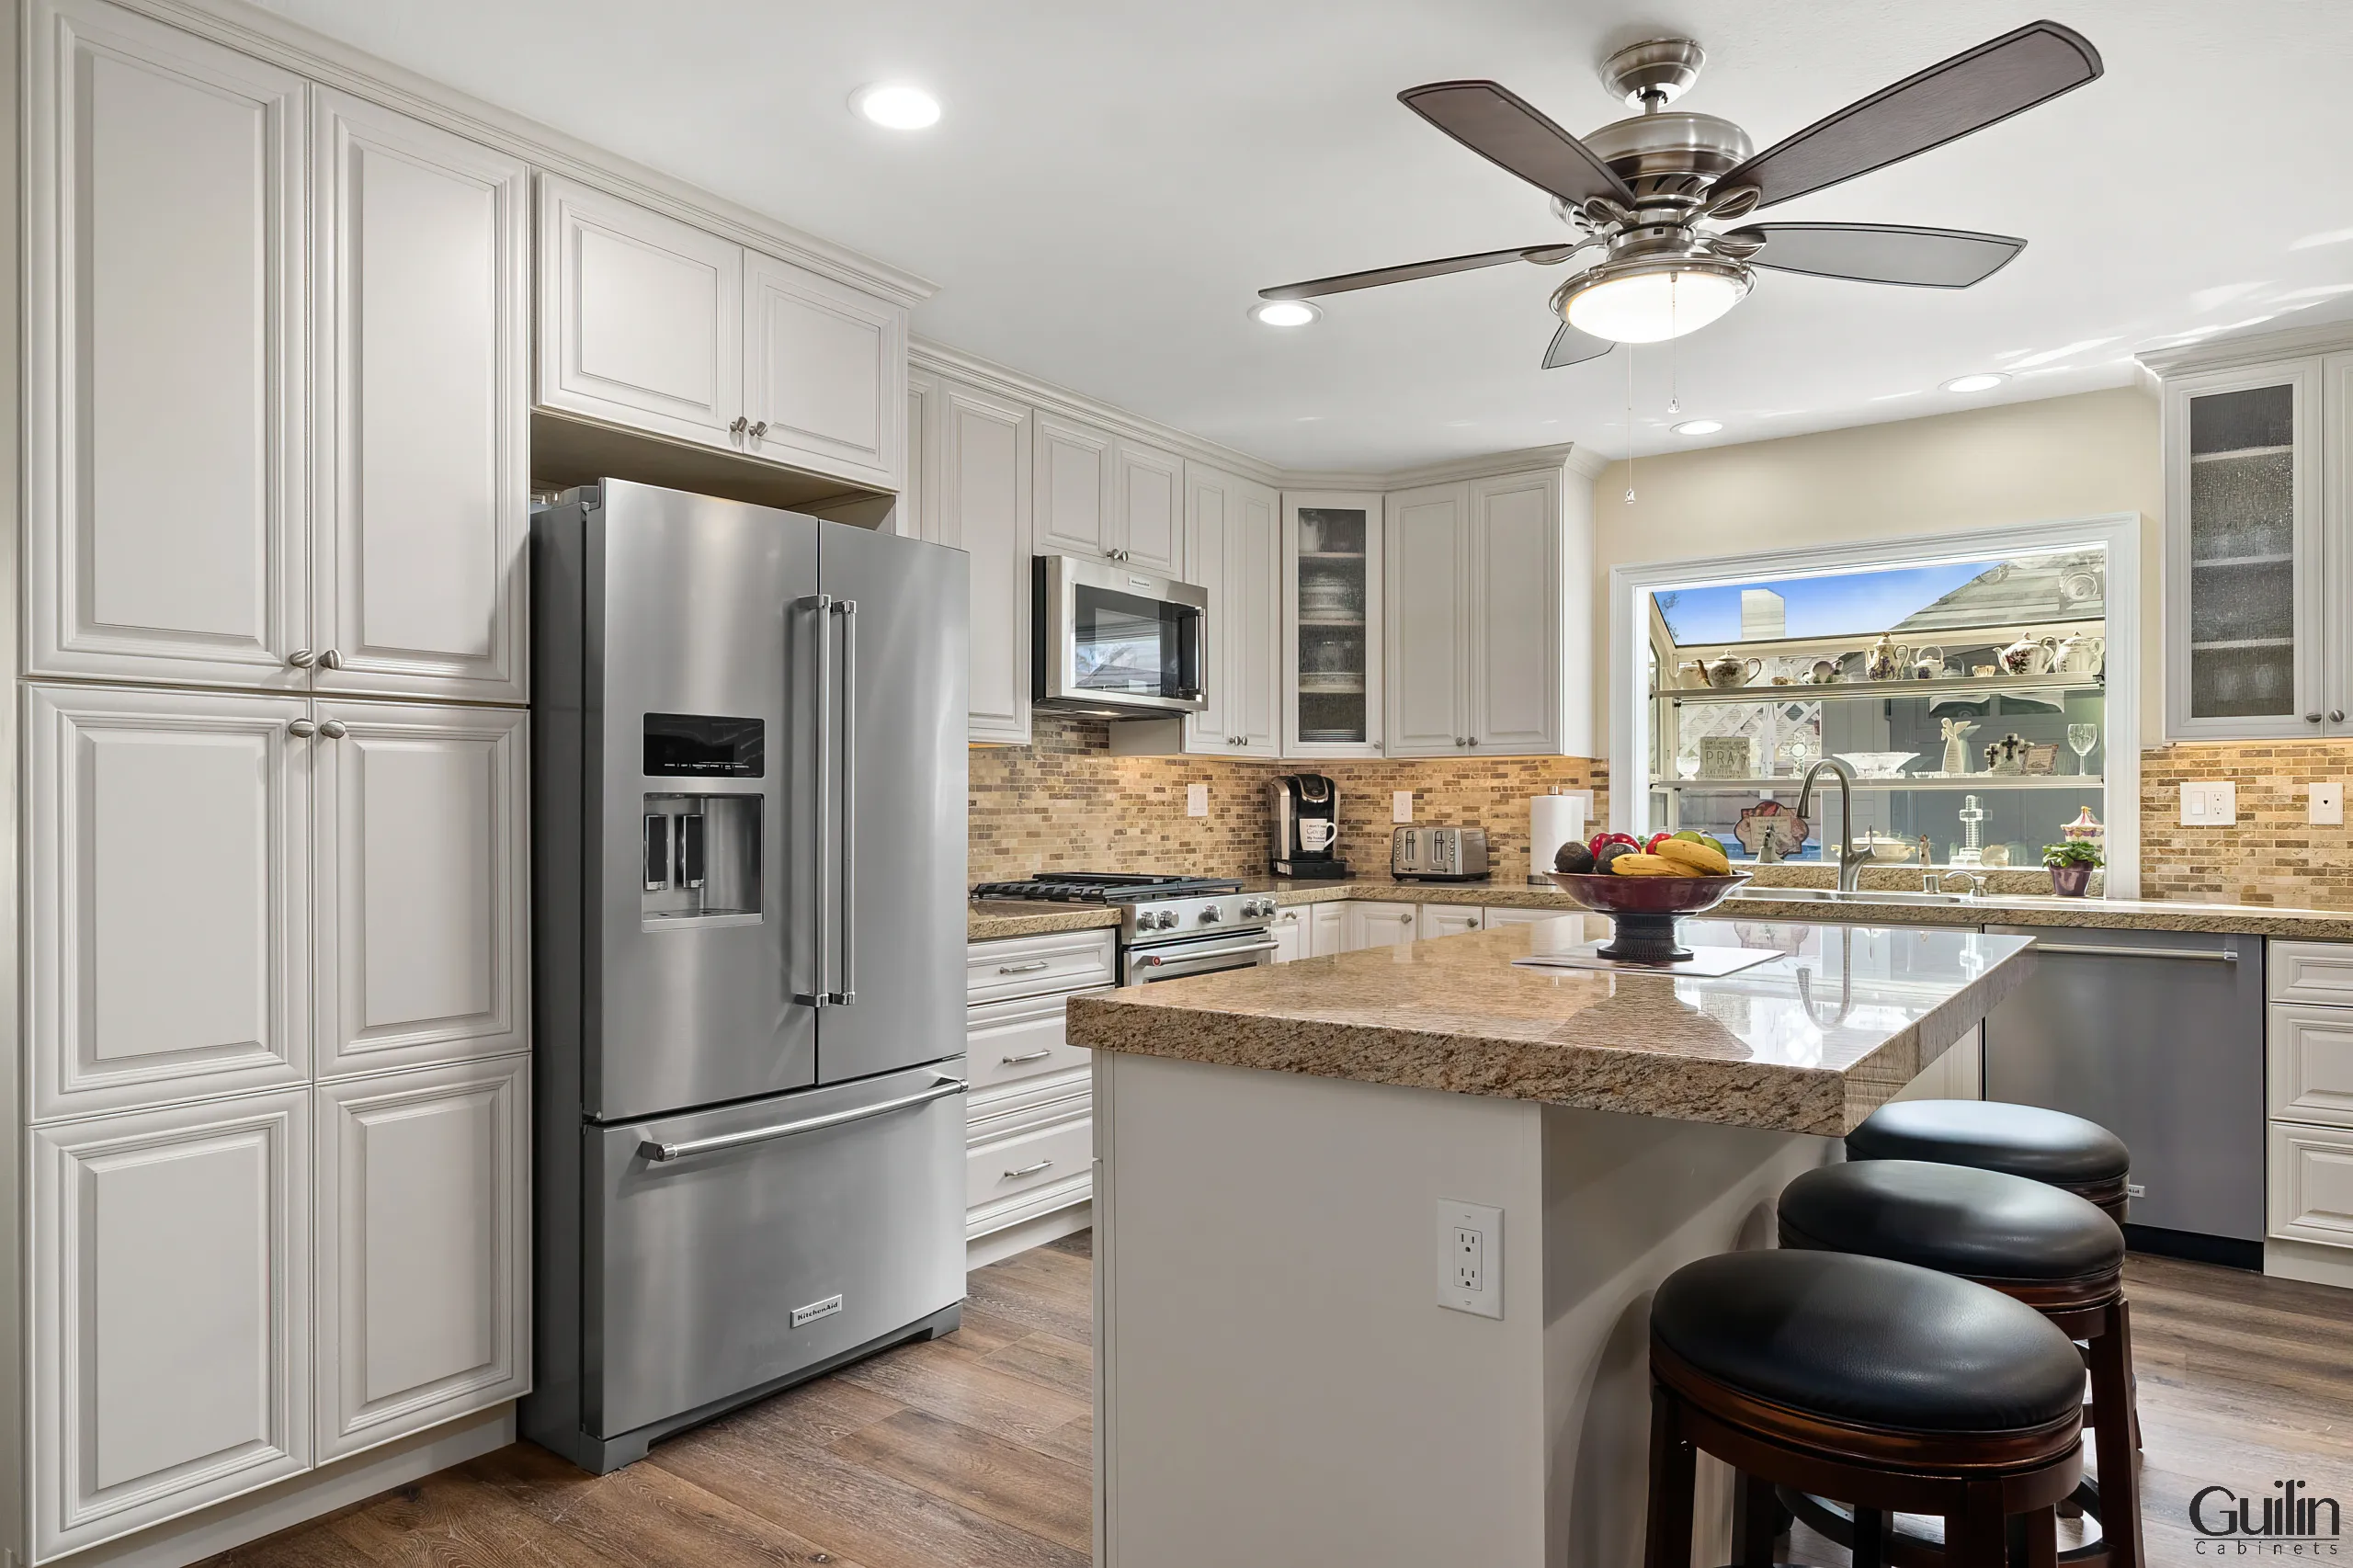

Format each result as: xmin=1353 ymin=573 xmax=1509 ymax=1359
xmin=1436 ymin=1199 xmax=1503 ymax=1319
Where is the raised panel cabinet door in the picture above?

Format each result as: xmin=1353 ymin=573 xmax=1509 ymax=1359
xmin=1116 ymin=439 xmax=1186 ymax=576
xmin=744 ymin=249 xmax=908 ymax=491
xmin=902 ymin=369 xmax=939 ymax=540
xmin=1466 ymin=470 xmax=1561 ymax=755
xmin=314 ymin=701 xmax=527 ymax=1077
xmin=314 ymin=92 xmax=529 ymax=704
xmin=1384 ymin=483 xmax=1469 ymax=756
xmin=32 ymin=1089 xmax=312 ymax=1560
xmin=1308 ymin=903 xmax=1347 ymax=956
xmin=939 ymin=380 xmax=1034 ymax=744
xmin=1231 ymin=478 xmax=1284 ymax=754
xmin=28 ymin=0 xmax=310 ymax=689
xmin=316 ymin=1055 xmax=528 ymax=1460
xmin=537 ymin=174 xmax=744 ymax=448
xmin=1347 ymin=901 xmax=1422 ymax=950
xmin=27 ymin=685 xmax=311 ymax=1119
xmin=1033 ymin=411 xmax=1115 ymax=559
xmin=1269 ymin=908 xmax=1307 ymax=962
xmin=1181 ymin=465 xmax=1235 ymax=750
xmin=1418 ymin=904 xmax=1485 ymax=939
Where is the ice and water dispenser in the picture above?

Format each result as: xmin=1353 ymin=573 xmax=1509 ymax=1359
xmin=641 ymin=712 xmax=764 ymax=923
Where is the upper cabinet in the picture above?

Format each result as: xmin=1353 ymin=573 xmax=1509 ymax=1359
xmin=538 ymin=176 xmax=906 ymax=494
xmin=931 ymin=379 xmax=1036 ymax=745
xmin=1182 ymin=464 xmax=1281 ymax=756
xmin=1383 ymin=468 xmax=1567 ymax=757
xmin=1032 ymin=412 xmax=1184 ymax=576
xmin=1283 ymin=492 xmax=1385 ymax=756
xmin=27 ymin=0 xmax=311 ymax=690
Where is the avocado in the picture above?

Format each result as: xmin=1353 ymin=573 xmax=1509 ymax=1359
xmin=1553 ymin=840 xmax=1596 ymax=875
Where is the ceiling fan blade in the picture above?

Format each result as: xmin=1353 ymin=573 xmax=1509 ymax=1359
xmin=1732 ymin=222 xmax=2026 ymax=288
xmin=1542 ymin=323 xmax=1615 ymax=369
xmin=1399 ymin=80 xmax=1636 ymax=207
xmin=1260 ymin=244 xmax=1572 ymax=301
xmin=1720 ymin=21 xmax=2101 ymax=210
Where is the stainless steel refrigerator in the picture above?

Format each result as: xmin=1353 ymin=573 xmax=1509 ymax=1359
xmin=525 ymin=479 xmax=970 ymax=1472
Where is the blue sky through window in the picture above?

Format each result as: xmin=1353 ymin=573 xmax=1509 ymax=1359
xmin=1654 ymin=561 xmax=2004 ymax=645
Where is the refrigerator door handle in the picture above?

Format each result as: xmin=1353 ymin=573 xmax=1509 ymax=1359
xmin=636 ymin=1076 xmax=967 ymax=1163
xmin=794 ymin=593 xmax=834 ymax=1007
xmin=830 ymin=599 xmax=858 ymax=1006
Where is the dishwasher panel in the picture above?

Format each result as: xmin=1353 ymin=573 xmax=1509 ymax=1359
xmin=1982 ymin=926 xmax=2265 ymax=1243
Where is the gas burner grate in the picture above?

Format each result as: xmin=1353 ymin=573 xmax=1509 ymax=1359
xmin=972 ymin=872 xmax=1244 ymax=904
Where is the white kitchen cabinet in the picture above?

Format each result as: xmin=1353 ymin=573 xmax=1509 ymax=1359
xmin=1033 ymin=413 xmax=1185 ymax=575
xmin=964 ymin=937 xmax=1101 ymax=1249
xmin=964 ymin=927 xmax=1117 ymax=1003
xmin=313 ymin=92 xmax=530 ymax=703
xmin=1269 ymin=906 xmax=1309 ymax=962
xmin=744 ymin=248 xmax=906 ymax=492
xmin=1116 ymin=440 xmax=1186 ymax=576
xmin=1309 ymin=902 xmax=1348 ymax=956
xmin=31 ymin=1089 xmax=312 ymax=1561
xmin=1418 ymin=904 xmax=1485 ymax=940
xmin=1384 ymin=469 xmax=1563 ymax=756
xmin=313 ymin=701 xmax=529 ymax=1079
xmin=900 ymin=369 xmax=938 ymax=539
xmin=315 ymin=1054 xmax=529 ymax=1460
xmin=966 ymin=989 xmax=1100 ymax=1096
xmin=2268 ymin=1121 xmax=2353 ymax=1248
xmin=27 ymin=0 xmax=311 ymax=691
xmin=27 ymin=685 xmax=313 ymax=1119
xmin=938 ymin=379 xmax=1035 ymax=744
xmin=1182 ymin=464 xmax=1282 ymax=756
xmin=1347 ymin=901 xmax=1422 ymax=950
xmin=1483 ymin=905 xmax=1589 ymax=936
xmin=1284 ymin=493 xmax=1384 ymax=756
xmin=2270 ymin=1006 xmax=2353 ymax=1129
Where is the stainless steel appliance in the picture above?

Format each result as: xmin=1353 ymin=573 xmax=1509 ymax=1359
xmin=972 ymin=873 xmax=1279 ymax=986
xmin=1271 ymin=773 xmax=1347 ymax=878
xmin=528 ymin=479 xmax=971 ymax=1472
xmin=1392 ymin=826 xmax=1490 ymax=881
xmin=1981 ymin=925 xmax=2266 ymax=1261
xmin=1032 ymin=553 xmax=1208 ymax=717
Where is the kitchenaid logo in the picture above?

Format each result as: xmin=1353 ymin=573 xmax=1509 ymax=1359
xmin=2192 ymin=1479 xmax=2342 ymax=1554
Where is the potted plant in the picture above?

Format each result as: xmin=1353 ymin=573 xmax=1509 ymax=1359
xmin=2041 ymin=839 xmax=2102 ymax=897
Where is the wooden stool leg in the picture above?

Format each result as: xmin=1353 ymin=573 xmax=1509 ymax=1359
xmin=1643 ymin=1381 xmax=1697 ymax=1568
xmin=2025 ymin=1504 xmax=2061 ymax=1568
xmin=2088 ymin=1301 xmax=2145 ymax=1568
xmin=1948 ymin=1480 xmax=2007 ymax=1568
xmin=1853 ymin=1506 xmax=1888 ymax=1568
xmin=1731 ymin=1472 xmax=1778 ymax=1568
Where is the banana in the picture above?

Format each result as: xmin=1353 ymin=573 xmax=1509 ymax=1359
xmin=1611 ymin=853 xmax=1700 ymax=877
xmin=1652 ymin=838 xmax=1732 ymax=876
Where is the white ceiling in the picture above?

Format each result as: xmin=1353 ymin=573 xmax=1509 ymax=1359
xmin=260 ymin=0 xmax=2353 ymax=470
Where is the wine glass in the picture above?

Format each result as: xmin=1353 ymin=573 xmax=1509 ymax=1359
xmin=2066 ymin=722 xmax=2099 ymax=776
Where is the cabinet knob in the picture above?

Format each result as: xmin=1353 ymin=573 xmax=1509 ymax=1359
xmin=2335 ymin=710 xmax=2347 ymax=724
xmin=729 ymin=416 xmax=750 ymax=437
xmin=288 ymin=648 xmax=315 ymax=669
xmin=748 ymin=420 xmax=768 ymax=439
xmin=288 ymin=719 xmax=317 ymax=738
xmin=2311 ymin=712 xmax=2325 ymax=724
xmin=317 ymin=649 xmax=344 ymax=671
xmin=1467 ymin=737 xmax=1479 ymax=747
xmin=318 ymin=720 xmax=349 ymax=740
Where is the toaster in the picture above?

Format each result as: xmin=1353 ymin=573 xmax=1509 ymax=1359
xmin=1391 ymin=826 xmax=1490 ymax=881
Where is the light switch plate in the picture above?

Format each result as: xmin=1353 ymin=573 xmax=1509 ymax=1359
xmin=2179 ymin=781 xmax=2237 ymax=826
xmin=1436 ymin=1199 xmax=1503 ymax=1319
xmin=1392 ymin=790 xmax=1414 ymax=824
xmin=2313 ymin=782 xmax=2344 ymax=826
xmin=1186 ymin=782 xmax=1208 ymax=817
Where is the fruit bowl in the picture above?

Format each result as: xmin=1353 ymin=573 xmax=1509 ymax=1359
xmin=1545 ymin=871 xmax=1754 ymax=962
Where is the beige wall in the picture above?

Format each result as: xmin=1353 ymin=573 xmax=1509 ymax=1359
xmin=1587 ymin=386 xmax=2163 ymax=725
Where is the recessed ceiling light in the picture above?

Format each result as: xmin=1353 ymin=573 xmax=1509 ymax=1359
xmin=1251 ymin=301 xmax=1320 ymax=327
xmin=1671 ymin=418 xmax=1724 ymax=437
xmin=1941 ymin=372 xmax=2008 ymax=393
xmin=850 ymin=83 xmax=941 ymax=130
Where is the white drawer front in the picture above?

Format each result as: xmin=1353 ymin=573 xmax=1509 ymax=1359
xmin=2268 ymin=1006 xmax=2353 ymax=1128
xmin=967 ymin=1115 xmax=1094 ymax=1210
xmin=966 ymin=929 xmax=1116 ymax=1003
xmin=2268 ymin=1121 xmax=2353 ymax=1247
xmin=1417 ymin=904 xmax=1485 ymax=940
xmin=2268 ymin=941 xmax=2353 ymax=1006
xmin=966 ymin=989 xmax=1099 ymax=1096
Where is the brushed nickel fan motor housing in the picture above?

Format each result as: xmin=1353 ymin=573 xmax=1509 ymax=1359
xmin=1599 ymin=38 xmax=1708 ymax=107
xmin=1583 ymin=111 xmax=1754 ymax=187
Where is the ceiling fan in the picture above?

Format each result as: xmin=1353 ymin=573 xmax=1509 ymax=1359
xmin=1260 ymin=22 xmax=2103 ymax=369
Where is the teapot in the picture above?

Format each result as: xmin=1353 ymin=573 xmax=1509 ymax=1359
xmin=1699 ymin=652 xmax=1764 ymax=689
xmin=1805 ymin=658 xmax=1842 ymax=685
xmin=2052 ymin=632 xmax=2105 ymax=675
xmin=1864 ymin=633 xmax=1908 ymax=682
xmin=1910 ymin=644 xmax=1947 ymax=680
xmin=1996 ymin=636 xmax=2060 ymax=675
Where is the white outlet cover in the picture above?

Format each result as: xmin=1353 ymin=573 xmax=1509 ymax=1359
xmin=2209 ymin=780 xmax=2238 ymax=825
xmin=1436 ymin=1199 xmax=1503 ymax=1319
xmin=1392 ymin=790 xmax=1414 ymax=824
xmin=1187 ymin=781 xmax=1209 ymax=817
xmin=2312 ymin=782 xmax=2344 ymax=826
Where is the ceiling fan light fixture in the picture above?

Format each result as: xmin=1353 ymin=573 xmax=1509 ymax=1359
xmin=1251 ymin=301 xmax=1322 ymax=327
xmin=1941 ymin=372 xmax=2008 ymax=393
xmin=1556 ymin=257 xmax=1748 ymax=344
xmin=1672 ymin=418 xmax=1725 ymax=436
xmin=850 ymin=83 xmax=942 ymax=130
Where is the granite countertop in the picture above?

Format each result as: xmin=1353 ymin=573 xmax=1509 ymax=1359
xmin=1067 ymin=923 xmax=2036 ymax=1136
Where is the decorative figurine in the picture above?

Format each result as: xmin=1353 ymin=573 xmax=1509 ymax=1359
xmin=1939 ymin=717 xmax=1979 ymax=775
xmin=1984 ymin=733 xmax=2029 ymax=775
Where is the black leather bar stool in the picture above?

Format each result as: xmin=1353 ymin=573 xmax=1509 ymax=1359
xmin=1847 ymin=1100 xmax=2131 ymax=1224
xmin=1646 ymin=1250 xmax=2085 ymax=1568
xmin=1777 ymin=1159 xmax=2143 ymax=1568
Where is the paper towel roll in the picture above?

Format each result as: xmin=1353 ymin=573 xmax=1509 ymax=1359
xmin=1529 ymin=793 xmax=1589 ymax=882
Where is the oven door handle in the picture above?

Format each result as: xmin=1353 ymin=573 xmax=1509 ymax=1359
xmin=638 ymin=1077 xmax=967 ymax=1163
xmin=1134 ymin=938 xmax=1281 ymax=969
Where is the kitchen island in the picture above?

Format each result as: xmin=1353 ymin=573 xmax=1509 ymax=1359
xmin=1068 ymin=920 xmax=2038 ymax=1568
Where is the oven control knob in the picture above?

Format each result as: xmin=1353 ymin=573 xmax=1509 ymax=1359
xmin=1246 ymin=900 xmax=1269 ymax=917
xmin=1150 ymin=910 xmax=1176 ymax=930
xmin=1199 ymin=905 xmax=1222 ymax=924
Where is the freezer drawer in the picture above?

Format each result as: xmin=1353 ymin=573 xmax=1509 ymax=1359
xmin=1982 ymin=926 xmax=2265 ymax=1242
xmin=586 ymin=1062 xmax=967 ymax=1438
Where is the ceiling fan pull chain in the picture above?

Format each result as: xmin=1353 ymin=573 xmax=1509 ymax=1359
xmin=1666 ymin=276 xmax=1680 ymax=415
xmin=1624 ymin=346 xmax=1637 ymax=505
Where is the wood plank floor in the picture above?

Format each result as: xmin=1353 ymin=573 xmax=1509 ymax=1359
xmin=201 ymin=1241 xmax=2349 ymax=1567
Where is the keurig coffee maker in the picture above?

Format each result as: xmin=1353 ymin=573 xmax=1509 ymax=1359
xmin=1270 ymin=774 xmax=1347 ymax=878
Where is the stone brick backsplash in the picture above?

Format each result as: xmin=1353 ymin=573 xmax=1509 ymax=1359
xmin=970 ymin=714 xmax=1607 ymax=885
xmin=2141 ymin=742 xmax=2353 ymax=908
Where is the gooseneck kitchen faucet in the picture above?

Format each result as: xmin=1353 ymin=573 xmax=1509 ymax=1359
xmin=1792 ymin=757 xmax=1866 ymax=892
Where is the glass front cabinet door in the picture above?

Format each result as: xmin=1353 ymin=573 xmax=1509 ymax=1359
xmin=2164 ymin=358 xmax=2327 ymax=740
xmin=1281 ymin=492 xmax=1384 ymax=756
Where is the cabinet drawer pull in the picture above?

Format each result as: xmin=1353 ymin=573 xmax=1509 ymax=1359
xmin=999 ymin=1049 xmax=1055 ymax=1065
xmin=1002 ymin=1158 xmax=1056 ymax=1180
xmin=996 ymin=960 xmax=1052 ymax=974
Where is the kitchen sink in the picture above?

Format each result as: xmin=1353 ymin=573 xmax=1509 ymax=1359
xmin=1727 ymin=887 xmax=1980 ymax=906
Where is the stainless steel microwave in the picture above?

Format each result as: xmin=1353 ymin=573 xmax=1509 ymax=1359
xmin=1033 ymin=554 xmax=1210 ymax=717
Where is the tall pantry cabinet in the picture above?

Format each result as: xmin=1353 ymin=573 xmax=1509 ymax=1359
xmin=18 ymin=0 xmax=530 ymax=1557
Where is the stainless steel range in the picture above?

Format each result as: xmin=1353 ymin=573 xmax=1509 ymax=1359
xmin=972 ymin=873 xmax=1280 ymax=986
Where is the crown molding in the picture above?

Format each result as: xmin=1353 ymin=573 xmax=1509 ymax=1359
xmin=98 ymin=0 xmax=938 ymax=307
xmin=2138 ymin=317 xmax=2353 ymax=378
